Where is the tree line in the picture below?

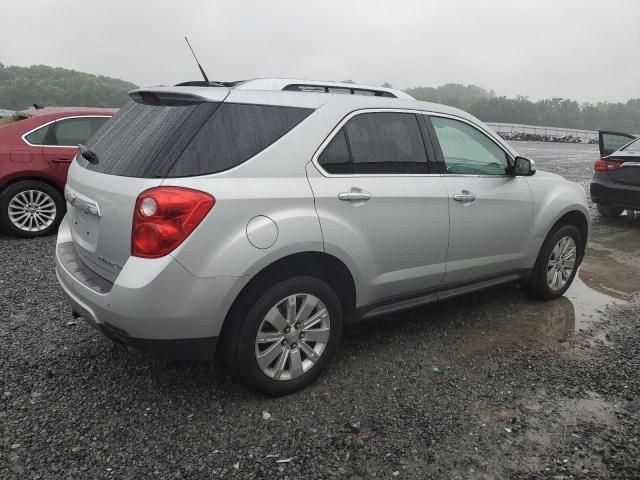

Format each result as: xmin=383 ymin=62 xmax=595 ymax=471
xmin=403 ymin=84 xmax=640 ymax=133
xmin=0 ymin=63 xmax=136 ymax=110
xmin=1 ymin=63 xmax=638 ymax=133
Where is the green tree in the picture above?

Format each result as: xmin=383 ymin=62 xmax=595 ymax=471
xmin=0 ymin=63 xmax=137 ymax=110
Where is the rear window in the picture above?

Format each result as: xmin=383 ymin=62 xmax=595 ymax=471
xmin=79 ymin=100 xmax=313 ymax=178
xmin=0 ymin=113 xmax=28 ymax=129
xmin=622 ymin=138 xmax=640 ymax=153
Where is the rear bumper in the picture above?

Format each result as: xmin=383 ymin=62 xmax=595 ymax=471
xmin=71 ymin=308 xmax=218 ymax=361
xmin=590 ymin=178 xmax=640 ymax=209
xmin=55 ymin=215 xmax=248 ymax=356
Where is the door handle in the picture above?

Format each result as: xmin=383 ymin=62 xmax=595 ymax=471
xmin=453 ymin=190 xmax=476 ymax=203
xmin=51 ymin=158 xmax=72 ymax=163
xmin=338 ymin=188 xmax=372 ymax=203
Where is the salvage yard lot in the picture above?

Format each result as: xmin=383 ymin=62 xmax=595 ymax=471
xmin=1 ymin=142 xmax=639 ymax=479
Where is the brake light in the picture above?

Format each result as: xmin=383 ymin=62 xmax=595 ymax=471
xmin=594 ymin=159 xmax=623 ymax=171
xmin=132 ymin=187 xmax=215 ymax=258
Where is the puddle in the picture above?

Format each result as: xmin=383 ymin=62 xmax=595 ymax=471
xmin=457 ymin=275 xmax=623 ymax=356
xmin=579 ymin=254 xmax=640 ymax=300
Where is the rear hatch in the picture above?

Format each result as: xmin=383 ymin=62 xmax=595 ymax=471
xmin=65 ymin=87 xmax=315 ymax=282
xmin=66 ymin=88 xmax=229 ymax=282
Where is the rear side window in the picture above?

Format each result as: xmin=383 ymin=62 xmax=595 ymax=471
xmin=166 ymin=103 xmax=312 ymax=177
xmin=317 ymin=130 xmax=351 ymax=174
xmin=24 ymin=125 xmax=49 ymax=145
xmin=318 ymin=112 xmax=429 ymax=174
xmin=47 ymin=117 xmax=109 ymax=146
xmin=79 ymin=100 xmax=313 ymax=178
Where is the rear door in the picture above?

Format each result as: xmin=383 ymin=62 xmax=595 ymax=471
xmin=599 ymin=130 xmax=637 ymax=158
xmin=428 ymin=115 xmax=534 ymax=284
xmin=42 ymin=116 xmax=110 ymax=181
xmin=307 ymin=110 xmax=450 ymax=305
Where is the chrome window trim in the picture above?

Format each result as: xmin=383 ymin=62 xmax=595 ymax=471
xmin=21 ymin=115 xmax=112 ymax=148
xmin=311 ymin=108 xmax=514 ymax=178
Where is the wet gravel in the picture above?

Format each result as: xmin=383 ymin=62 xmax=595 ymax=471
xmin=1 ymin=141 xmax=639 ymax=479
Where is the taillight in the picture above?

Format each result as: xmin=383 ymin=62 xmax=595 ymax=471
xmin=594 ymin=159 xmax=623 ymax=171
xmin=132 ymin=187 xmax=215 ymax=258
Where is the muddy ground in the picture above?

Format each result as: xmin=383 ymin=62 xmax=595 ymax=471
xmin=0 ymin=141 xmax=639 ymax=479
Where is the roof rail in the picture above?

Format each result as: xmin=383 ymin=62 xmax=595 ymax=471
xmin=173 ymin=78 xmax=413 ymax=99
xmin=238 ymin=78 xmax=414 ymax=99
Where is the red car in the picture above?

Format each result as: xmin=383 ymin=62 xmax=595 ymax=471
xmin=0 ymin=107 xmax=116 ymax=237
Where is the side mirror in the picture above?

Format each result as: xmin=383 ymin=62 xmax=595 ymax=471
xmin=514 ymin=156 xmax=536 ymax=176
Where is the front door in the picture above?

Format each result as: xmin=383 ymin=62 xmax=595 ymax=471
xmin=428 ymin=115 xmax=534 ymax=284
xmin=307 ymin=111 xmax=450 ymax=306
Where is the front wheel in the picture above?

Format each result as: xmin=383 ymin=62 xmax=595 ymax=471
xmin=226 ymin=276 xmax=343 ymax=396
xmin=528 ymin=224 xmax=582 ymax=300
xmin=597 ymin=205 xmax=624 ymax=217
xmin=0 ymin=180 xmax=64 ymax=238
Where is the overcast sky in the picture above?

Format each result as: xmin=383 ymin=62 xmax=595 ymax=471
xmin=2 ymin=0 xmax=639 ymax=103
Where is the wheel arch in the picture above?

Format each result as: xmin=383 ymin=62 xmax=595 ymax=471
xmin=219 ymin=251 xmax=357 ymax=344
xmin=0 ymin=174 xmax=65 ymax=197
xmin=542 ymin=208 xmax=590 ymax=263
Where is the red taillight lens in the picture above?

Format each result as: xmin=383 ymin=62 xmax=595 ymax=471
xmin=132 ymin=187 xmax=215 ymax=258
xmin=594 ymin=159 xmax=622 ymax=171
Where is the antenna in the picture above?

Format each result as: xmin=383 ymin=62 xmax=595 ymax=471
xmin=184 ymin=36 xmax=210 ymax=84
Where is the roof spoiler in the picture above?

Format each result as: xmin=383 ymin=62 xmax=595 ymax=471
xmin=129 ymin=87 xmax=228 ymax=106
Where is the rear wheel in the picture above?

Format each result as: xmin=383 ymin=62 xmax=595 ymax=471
xmin=597 ymin=205 xmax=624 ymax=217
xmin=0 ymin=181 xmax=64 ymax=238
xmin=225 ymin=276 xmax=343 ymax=396
xmin=528 ymin=224 xmax=582 ymax=300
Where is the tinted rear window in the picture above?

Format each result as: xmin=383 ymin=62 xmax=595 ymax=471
xmin=622 ymin=138 xmax=640 ymax=153
xmin=79 ymin=100 xmax=313 ymax=178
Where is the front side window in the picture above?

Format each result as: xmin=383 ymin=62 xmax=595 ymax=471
xmin=318 ymin=112 xmax=429 ymax=174
xmin=47 ymin=117 xmax=109 ymax=146
xmin=431 ymin=116 xmax=510 ymax=175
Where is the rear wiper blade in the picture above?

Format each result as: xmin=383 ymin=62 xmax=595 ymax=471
xmin=78 ymin=144 xmax=99 ymax=165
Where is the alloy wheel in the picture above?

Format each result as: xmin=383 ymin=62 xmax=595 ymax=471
xmin=547 ymin=235 xmax=577 ymax=291
xmin=254 ymin=293 xmax=331 ymax=381
xmin=8 ymin=189 xmax=57 ymax=233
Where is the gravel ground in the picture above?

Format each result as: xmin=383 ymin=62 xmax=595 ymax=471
xmin=1 ymin=141 xmax=639 ymax=479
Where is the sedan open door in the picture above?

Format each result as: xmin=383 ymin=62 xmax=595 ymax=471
xmin=599 ymin=130 xmax=637 ymax=157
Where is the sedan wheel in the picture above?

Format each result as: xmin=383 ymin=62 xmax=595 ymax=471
xmin=8 ymin=189 xmax=57 ymax=233
xmin=255 ymin=294 xmax=330 ymax=381
xmin=0 ymin=180 xmax=64 ymax=238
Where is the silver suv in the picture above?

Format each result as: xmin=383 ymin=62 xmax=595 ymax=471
xmin=56 ymin=79 xmax=590 ymax=395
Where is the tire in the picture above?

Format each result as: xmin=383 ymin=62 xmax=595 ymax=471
xmin=225 ymin=276 xmax=343 ymax=396
xmin=527 ymin=224 xmax=582 ymax=300
xmin=0 ymin=180 xmax=64 ymax=238
xmin=597 ymin=205 xmax=624 ymax=217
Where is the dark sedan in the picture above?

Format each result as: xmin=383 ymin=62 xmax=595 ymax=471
xmin=590 ymin=130 xmax=640 ymax=217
